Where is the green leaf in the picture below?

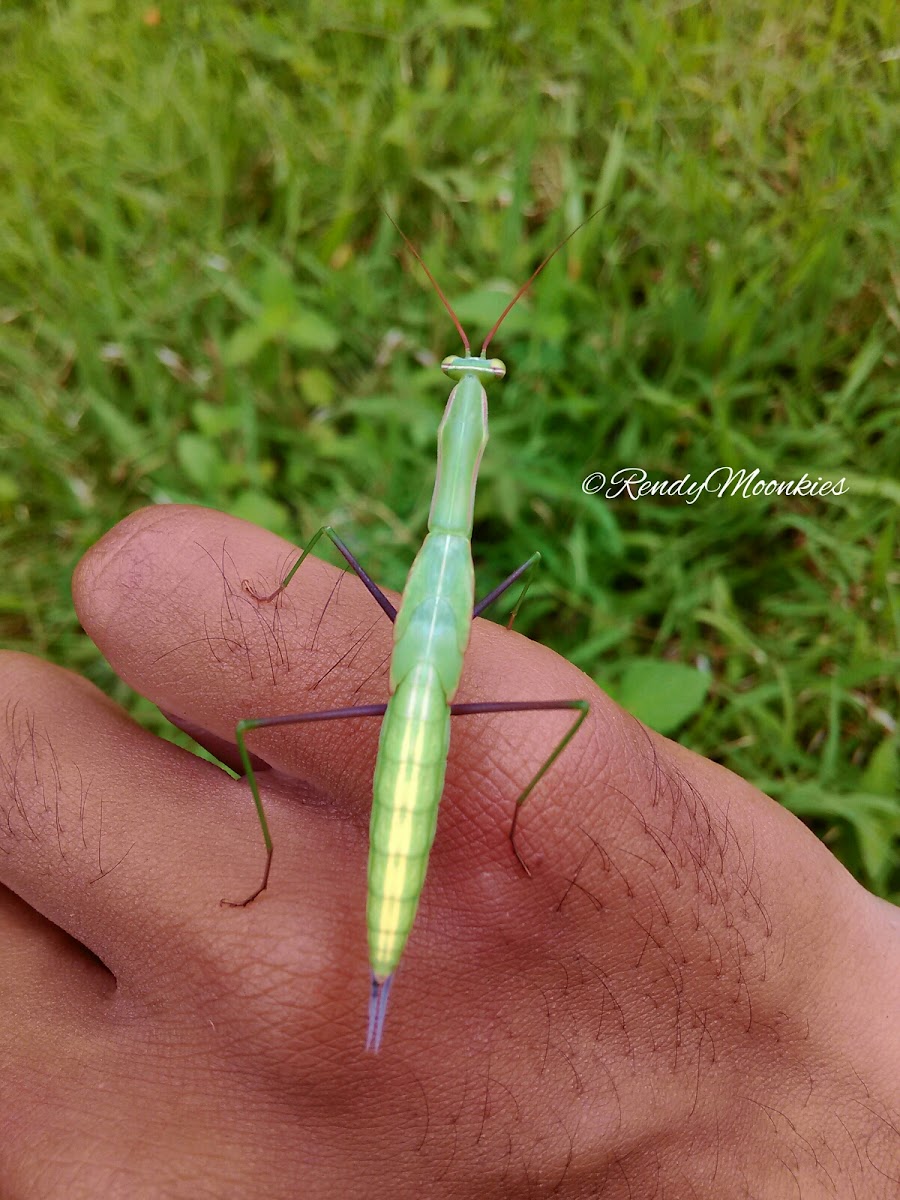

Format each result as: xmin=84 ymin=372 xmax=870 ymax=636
xmin=230 ymin=488 xmax=291 ymax=535
xmin=83 ymin=388 xmax=146 ymax=460
xmin=781 ymin=786 xmax=899 ymax=892
xmin=438 ymin=6 xmax=493 ymax=30
xmin=451 ymin=286 xmax=532 ymax=339
xmin=285 ymin=310 xmax=340 ymax=352
xmin=191 ymin=400 xmax=243 ymax=438
xmin=836 ymin=333 xmax=884 ymax=405
xmin=224 ymin=321 xmax=269 ymax=367
xmin=859 ymin=736 xmax=898 ymax=797
xmin=176 ymin=432 xmax=223 ymax=490
xmin=0 ymin=472 xmax=21 ymax=502
xmin=616 ymin=660 xmax=711 ymax=734
xmin=299 ymin=367 xmax=336 ymax=408
xmin=224 ymin=309 xmax=339 ymax=365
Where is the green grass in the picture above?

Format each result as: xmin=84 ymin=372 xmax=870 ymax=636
xmin=1 ymin=1 xmax=898 ymax=897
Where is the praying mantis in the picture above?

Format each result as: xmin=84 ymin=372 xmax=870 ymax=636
xmin=228 ymin=214 xmax=593 ymax=1051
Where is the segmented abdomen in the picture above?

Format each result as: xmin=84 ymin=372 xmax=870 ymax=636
xmin=367 ymin=661 xmax=451 ymax=978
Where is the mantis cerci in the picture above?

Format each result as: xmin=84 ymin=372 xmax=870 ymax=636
xmin=228 ymin=214 xmax=594 ymax=1051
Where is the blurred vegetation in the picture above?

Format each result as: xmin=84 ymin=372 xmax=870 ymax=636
xmin=0 ymin=1 xmax=897 ymax=896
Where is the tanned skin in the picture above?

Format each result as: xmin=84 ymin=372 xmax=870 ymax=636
xmin=1 ymin=505 xmax=898 ymax=1198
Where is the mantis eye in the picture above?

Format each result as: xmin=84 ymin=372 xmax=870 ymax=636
xmin=489 ymin=358 xmax=506 ymax=380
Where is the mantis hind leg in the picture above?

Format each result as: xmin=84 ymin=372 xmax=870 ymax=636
xmin=449 ymin=698 xmax=589 ymax=876
xmin=246 ymin=524 xmax=397 ymax=623
xmin=224 ymin=703 xmax=388 ymax=906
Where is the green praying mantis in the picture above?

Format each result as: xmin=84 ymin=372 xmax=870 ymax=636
xmin=227 ymin=213 xmax=594 ymax=1051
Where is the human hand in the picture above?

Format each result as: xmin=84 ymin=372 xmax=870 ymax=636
xmin=2 ymin=504 xmax=898 ymax=1198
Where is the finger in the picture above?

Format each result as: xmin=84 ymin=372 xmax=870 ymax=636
xmin=73 ymin=505 xmax=630 ymax=874
xmin=0 ymin=652 xmax=364 ymax=996
xmin=74 ymin=504 xmax=394 ymax=817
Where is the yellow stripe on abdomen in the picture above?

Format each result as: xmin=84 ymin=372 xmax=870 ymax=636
xmin=367 ymin=665 xmax=451 ymax=978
